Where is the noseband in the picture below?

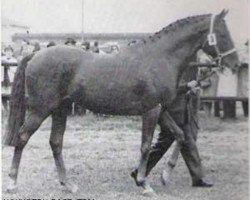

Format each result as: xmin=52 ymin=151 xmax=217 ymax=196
xmin=203 ymin=15 xmax=237 ymax=67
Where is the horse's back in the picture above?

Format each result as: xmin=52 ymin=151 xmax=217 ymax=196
xmin=27 ymin=46 xmax=86 ymax=69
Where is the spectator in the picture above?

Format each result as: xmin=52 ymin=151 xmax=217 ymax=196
xmin=33 ymin=42 xmax=41 ymax=52
xmin=65 ymin=38 xmax=76 ymax=46
xmin=47 ymin=41 xmax=56 ymax=48
xmin=81 ymin=41 xmax=90 ymax=51
xmin=1 ymin=45 xmax=17 ymax=111
xmin=111 ymin=45 xmax=119 ymax=53
xmin=19 ymin=40 xmax=33 ymax=59
xmin=240 ymin=40 xmax=249 ymax=65
xmin=92 ymin=41 xmax=99 ymax=53
xmin=2 ymin=45 xmax=16 ymax=63
xmin=128 ymin=40 xmax=137 ymax=46
xmin=239 ymin=40 xmax=249 ymax=117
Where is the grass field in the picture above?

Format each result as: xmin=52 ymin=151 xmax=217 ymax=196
xmin=2 ymin=108 xmax=249 ymax=200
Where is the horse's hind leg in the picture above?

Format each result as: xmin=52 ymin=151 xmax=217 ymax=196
xmin=49 ymin=105 xmax=78 ymax=193
xmin=161 ymin=141 xmax=180 ymax=185
xmin=7 ymin=111 xmax=47 ymax=192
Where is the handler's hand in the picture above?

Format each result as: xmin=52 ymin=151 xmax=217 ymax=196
xmin=187 ymin=80 xmax=198 ymax=88
xmin=190 ymin=87 xmax=201 ymax=95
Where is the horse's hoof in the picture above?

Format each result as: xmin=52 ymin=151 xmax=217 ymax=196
xmin=62 ymin=183 xmax=78 ymax=193
xmin=142 ymin=187 xmax=157 ymax=198
xmin=142 ymin=182 xmax=157 ymax=198
xmin=131 ymin=169 xmax=145 ymax=187
xmin=6 ymin=183 xmax=18 ymax=193
xmin=136 ymin=178 xmax=145 ymax=187
xmin=70 ymin=184 xmax=78 ymax=193
xmin=130 ymin=169 xmax=139 ymax=186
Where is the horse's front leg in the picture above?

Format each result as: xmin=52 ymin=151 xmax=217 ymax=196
xmin=136 ymin=106 xmax=161 ymax=191
xmin=161 ymin=141 xmax=180 ymax=185
xmin=160 ymin=111 xmax=185 ymax=143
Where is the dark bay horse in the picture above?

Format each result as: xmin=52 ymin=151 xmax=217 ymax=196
xmin=4 ymin=10 xmax=239 ymax=194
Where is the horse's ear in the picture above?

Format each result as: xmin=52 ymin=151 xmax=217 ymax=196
xmin=217 ymin=9 xmax=229 ymax=20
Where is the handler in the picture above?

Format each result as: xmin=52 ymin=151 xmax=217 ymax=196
xmin=131 ymin=63 xmax=213 ymax=188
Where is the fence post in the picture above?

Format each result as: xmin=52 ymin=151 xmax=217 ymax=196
xmin=3 ymin=65 xmax=10 ymax=87
xmin=223 ymin=100 xmax=236 ymax=118
xmin=242 ymin=100 xmax=248 ymax=117
xmin=214 ymin=100 xmax=220 ymax=117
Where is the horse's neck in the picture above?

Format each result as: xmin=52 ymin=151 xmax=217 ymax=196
xmin=144 ymin=19 xmax=209 ymax=86
xmin=172 ymin=44 xmax=201 ymax=85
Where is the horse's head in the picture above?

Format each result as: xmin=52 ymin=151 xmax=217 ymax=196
xmin=201 ymin=10 xmax=240 ymax=72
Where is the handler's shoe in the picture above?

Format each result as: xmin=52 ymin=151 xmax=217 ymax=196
xmin=192 ymin=179 xmax=213 ymax=187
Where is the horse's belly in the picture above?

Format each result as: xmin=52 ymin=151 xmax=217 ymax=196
xmin=85 ymin=102 xmax=143 ymax=115
xmin=76 ymin=71 xmax=160 ymax=115
xmin=84 ymin=90 xmax=144 ymax=115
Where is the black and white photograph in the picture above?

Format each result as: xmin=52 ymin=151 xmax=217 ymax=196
xmin=1 ymin=0 xmax=249 ymax=199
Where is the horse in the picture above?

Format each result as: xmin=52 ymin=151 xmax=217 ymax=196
xmin=4 ymin=10 xmax=239 ymax=195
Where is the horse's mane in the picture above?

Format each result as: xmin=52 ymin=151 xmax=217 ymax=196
xmin=154 ymin=14 xmax=211 ymax=38
xmin=130 ymin=14 xmax=211 ymax=46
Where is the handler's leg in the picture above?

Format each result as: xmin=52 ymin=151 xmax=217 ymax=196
xmin=161 ymin=141 xmax=181 ymax=185
xmin=50 ymin=104 xmax=78 ymax=193
xmin=163 ymin=117 xmax=199 ymax=178
xmin=167 ymin=141 xmax=181 ymax=168
xmin=161 ymin=111 xmax=199 ymax=185
xmin=181 ymin=124 xmax=213 ymax=187
xmin=7 ymin=111 xmax=47 ymax=192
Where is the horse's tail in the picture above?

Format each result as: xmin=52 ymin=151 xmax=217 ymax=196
xmin=3 ymin=53 xmax=34 ymax=146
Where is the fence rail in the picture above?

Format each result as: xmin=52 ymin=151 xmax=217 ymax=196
xmin=201 ymin=96 xmax=248 ymax=101
xmin=1 ymin=61 xmax=18 ymax=67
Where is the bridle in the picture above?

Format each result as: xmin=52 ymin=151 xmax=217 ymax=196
xmin=202 ymin=15 xmax=237 ymax=67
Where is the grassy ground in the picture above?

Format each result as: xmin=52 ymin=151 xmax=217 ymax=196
xmin=2 ymin=108 xmax=249 ymax=200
